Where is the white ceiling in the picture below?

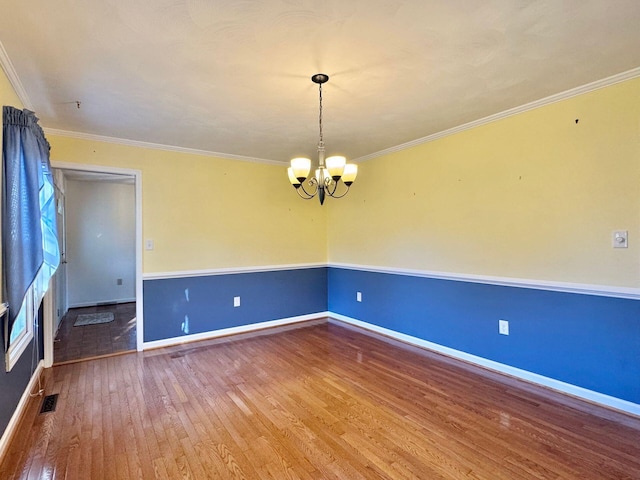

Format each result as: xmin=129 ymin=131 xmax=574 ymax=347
xmin=1 ymin=0 xmax=640 ymax=164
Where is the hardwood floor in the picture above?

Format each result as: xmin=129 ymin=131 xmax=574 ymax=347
xmin=2 ymin=320 xmax=639 ymax=479
xmin=53 ymin=303 xmax=137 ymax=364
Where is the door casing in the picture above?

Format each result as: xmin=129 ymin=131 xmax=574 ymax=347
xmin=43 ymin=162 xmax=144 ymax=367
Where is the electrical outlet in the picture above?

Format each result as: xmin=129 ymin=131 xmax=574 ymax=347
xmin=357 ymin=291 xmax=362 ymax=302
xmin=499 ymin=319 xmax=509 ymax=335
xmin=234 ymin=296 xmax=241 ymax=307
xmin=116 ymin=278 xmax=123 ymax=285
xmin=145 ymin=239 xmax=154 ymax=250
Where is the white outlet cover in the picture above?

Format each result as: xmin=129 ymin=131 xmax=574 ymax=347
xmin=145 ymin=239 xmax=154 ymax=250
xmin=499 ymin=319 xmax=509 ymax=335
xmin=357 ymin=291 xmax=362 ymax=302
xmin=234 ymin=296 xmax=240 ymax=307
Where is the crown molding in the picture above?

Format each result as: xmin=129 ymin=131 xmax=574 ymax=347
xmin=0 ymin=41 xmax=34 ymax=110
xmin=3 ymin=36 xmax=638 ymax=166
xmin=42 ymin=128 xmax=284 ymax=166
xmin=354 ymin=67 xmax=640 ymax=163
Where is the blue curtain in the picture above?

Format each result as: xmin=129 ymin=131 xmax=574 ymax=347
xmin=2 ymin=106 xmax=59 ymax=351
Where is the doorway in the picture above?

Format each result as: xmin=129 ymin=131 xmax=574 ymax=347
xmin=44 ymin=163 xmax=144 ymax=366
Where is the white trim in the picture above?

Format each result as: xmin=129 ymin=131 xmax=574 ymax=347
xmin=142 ymin=308 xmax=640 ymax=416
xmin=53 ymin=161 xmax=140 ymax=178
xmin=5 ymin=295 xmax=34 ymax=372
xmin=354 ymin=67 xmax=640 ymax=163
xmin=329 ymin=313 xmax=640 ymax=417
xmin=4 ymin=329 xmax=32 ymax=372
xmin=42 ymin=128 xmax=284 ymax=166
xmin=142 ymin=312 xmax=328 ymax=350
xmin=144 ymin=262 xmax=640 ymax=300
xmin=0 ymin=360 xmax=44 ymax=462
xmin=143 ymin=263 xmax=326 ymax=280
xmin=329 ymin=262 xmax=640 ymax=300
xmin=43 ymin=286 xmax=54 ymax=368
xmin=0 ymin=42 xmax=33 ymax=110
xmin=67 ymin=298 xmax=137 ymax=309
xmin=134 ymin=171 xmax=144 ymax=351
xmin=50 ymin=161 xmax=145 ymax=352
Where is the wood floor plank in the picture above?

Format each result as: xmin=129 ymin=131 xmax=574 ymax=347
xmin=2 ymin=320 xmax=639 ymax=479
xmin=54 ymin=303 xmax=137 ymax=364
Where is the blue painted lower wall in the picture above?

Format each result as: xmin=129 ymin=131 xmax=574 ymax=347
xmin=328 ymin=267 xmax=640 ymax=404
xmin=143 ymin=267 xmax=328 ymax=342
xmin=0 ymin=307 xmax=43 ymax=440
xmin=0 ymin=338 xmax=37 ymax=440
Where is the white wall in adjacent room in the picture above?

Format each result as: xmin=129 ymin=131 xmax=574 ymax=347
xmin=66 ymin=178 xmax=135 ymax=307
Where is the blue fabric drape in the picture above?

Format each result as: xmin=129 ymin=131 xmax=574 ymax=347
xmin=2 ymin=106 xmax=59 ymax=351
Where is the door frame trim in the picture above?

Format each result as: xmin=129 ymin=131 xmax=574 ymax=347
xmin=44 ymin=162 xmax=144 ymax=367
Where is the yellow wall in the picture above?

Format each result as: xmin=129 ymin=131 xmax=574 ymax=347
xmin=49 ymin=136 xmax=327 ymax=273
xmin=327 ymin=77 xmax=640 ymax=288
xmin=4 ymin=60 xmax=640 ymax=287
xmin=0 ymin=68 xmax=23 ymax=109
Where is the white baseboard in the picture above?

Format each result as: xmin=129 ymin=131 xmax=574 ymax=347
xmin=329 ymin=313 xmax=640 ymax=417
xmin=68 ymin=298 xmax=136 ymax=309
xmin=142 ymin=312 xmax=330 ymax=350
xmin=140 ymin=308 xmax=640 ymax=417
xmin=0 ymin=360 xmax=44 ymax=462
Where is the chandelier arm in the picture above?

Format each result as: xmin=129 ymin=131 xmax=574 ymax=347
xmin=326 ymin=182 xmax=350 ymax=199
xmin=295 ymin=188 xmax=314 ymax=200
xmin=298 ymin=178 xmax=318 ymax=198
xmin=324 ymin=179 xmax=338 ymax=195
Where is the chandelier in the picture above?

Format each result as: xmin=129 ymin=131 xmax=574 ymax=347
xmin=287 ymin=74 xmax=358 ymax=205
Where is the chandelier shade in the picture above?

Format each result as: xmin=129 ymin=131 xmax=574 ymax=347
xmin=287 ymin=74 xmax=358 ymax=205
xmin=290 ymin=157 xmax=311 ymax=182
xmin=342 ymin=163 xmax=358 ymax=185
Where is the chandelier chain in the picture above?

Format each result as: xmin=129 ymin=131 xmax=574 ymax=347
xmin=318 ymin=82 xmax=323 ymax=145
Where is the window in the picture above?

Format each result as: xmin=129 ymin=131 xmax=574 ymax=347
xmin=5 ymin=293 xmax=33 ymax=371
xmin=2 ymin=106 xmax=59 ymax=371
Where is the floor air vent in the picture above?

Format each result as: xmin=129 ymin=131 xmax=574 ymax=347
xmin=40 ymin=394 xmax=58 ymax=414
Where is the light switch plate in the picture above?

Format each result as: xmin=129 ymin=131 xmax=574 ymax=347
xmin=613 ymin=231 xmax=628 ymax=248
